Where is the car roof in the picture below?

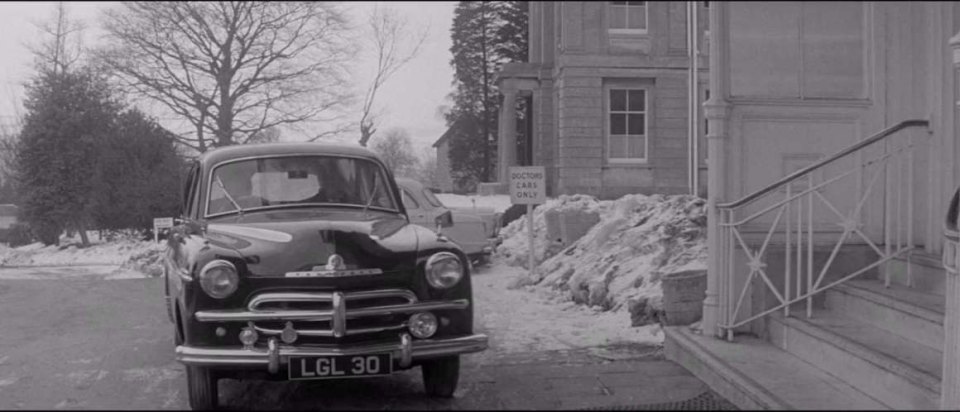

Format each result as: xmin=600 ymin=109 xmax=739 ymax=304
xmin=197 ymin=142 xmax=381 ymax=168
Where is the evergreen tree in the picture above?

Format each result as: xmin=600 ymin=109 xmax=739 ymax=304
xmin=446 ymin=1 xmax=528 ymax=192
xmin=15 ymin=69 xmax=120 ymax=245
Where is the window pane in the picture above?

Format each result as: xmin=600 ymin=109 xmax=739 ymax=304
xmin=729 ymin=2 xmax=801 ymax=97
xmin=609 ymin=5 xmax=627 ymax=29
xmin=627 ymin=114 xmax=645 ymax=135
xmin=610 ymin=113 xmax=627 ymax=135
xmin=627 ymin=5 xmax=646 ymax=30
xmin=801 ymin=2 xmax=863 ymax=98
xmin=627 ymin=1 xmax=645 ymax=6
xmin=628 ymin=136 xmax=646 ymax=159
xmin=610 ymin=1 xmax=627 ymax=5
xmin=609 ymin=135 xmax=629 ymax=157
xmin=402 ymin=190 xmax=420 ymax=209
xmin=628 ymin=90 xmax=645 ymax=111
xmin=610 ymin=90 xmax=627 ymax=111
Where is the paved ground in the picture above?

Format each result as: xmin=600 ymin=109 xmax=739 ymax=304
xmin=0 ymin=265 xmax=730 ymax=410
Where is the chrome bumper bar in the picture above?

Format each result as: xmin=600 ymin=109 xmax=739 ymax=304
xmin=195 ymin=299 xmax=470 ymax=322
xmin=175 ymin=333 xmax=488 ymax=373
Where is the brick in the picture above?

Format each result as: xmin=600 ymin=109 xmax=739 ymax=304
xmin=659 ymin=118 xmax=687 ymax=130
xmin=557 ymin=77 xmax=603 ymax=88
xmin=558 ymin=157 xmax=603 ymax=168
xmin=558 ymin=167 xmax=600 ymax=177
xmin=656 ymin=97 xmax=687 ymax=109
xmin=656 ymin=108 xmax=689 ymax=119
xmin=558 ymin=107 xmax=603 ymax=118
xmin=559 ymin=97 xmax=603 ymax=108
xmin=559 ymin=118 xmax=603 ymax=128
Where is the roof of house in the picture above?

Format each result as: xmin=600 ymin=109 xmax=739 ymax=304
xmin=432 ymin=126 xmax=454 ymax=149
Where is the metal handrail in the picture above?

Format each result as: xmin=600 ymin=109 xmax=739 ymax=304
xmin=716 ymin=118 xmax=933 ymax=340
xmin=719 ymin=119 xmax=929 ymax=209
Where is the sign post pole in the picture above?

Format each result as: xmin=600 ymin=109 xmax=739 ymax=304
xmin=527 ymin=203 xmax=534 ymax=278
xmin=509 ymin=166 xmax=546 ymax=279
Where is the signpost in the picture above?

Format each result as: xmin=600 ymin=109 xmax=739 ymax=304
xmin=509 ymin=166 xmax=546 ymax=279
xmin=153 ymin=217 xmax=174 ymax=243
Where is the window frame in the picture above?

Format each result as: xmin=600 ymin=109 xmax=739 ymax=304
xmin=607 ymin=1 xmax=648 ymax=35
xmin=605 ymin=86 xmax=650 ymax=164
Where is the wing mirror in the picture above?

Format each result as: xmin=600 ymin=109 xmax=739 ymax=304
xmin=435 ymin=210 xmax=454 ymax=232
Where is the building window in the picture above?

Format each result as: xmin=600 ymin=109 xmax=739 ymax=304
xmin=609 ymin=1 xmax=647 ymax=33
xmin=607 ymin=88 xmax=648 ymax=162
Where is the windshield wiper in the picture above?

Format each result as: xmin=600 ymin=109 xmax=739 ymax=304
xmin=215 ymin=176 xmax=245 ymax=217
xmin=361 ymin=177 xmax=380 ymax=218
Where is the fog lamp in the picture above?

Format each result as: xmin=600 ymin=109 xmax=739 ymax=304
xmin=281 ymin=321 xmax=298 ymax=344
xmin=239 ymin=327 xmax=258 ymax=347
xmin=408 ymin=312 xmax=438 ymax=339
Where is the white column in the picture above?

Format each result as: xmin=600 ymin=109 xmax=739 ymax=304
xmin=701 ymin=1 xmax=731 ymax=338
xmin=499 ymin=87 xmax=519 ymax=184
xmin=942 ymin=29 xmax=960 ymax=411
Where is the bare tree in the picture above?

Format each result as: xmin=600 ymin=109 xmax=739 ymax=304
xmin=371 ymin=128 xmax=419 ymax=178
xmin=97 ymin=2 xmax=354 ymax=152
xmin=247 ymin=126 xmax=281 ymax=144
xmin=29 ymin=2 xmax=85 ymax=75
xmin=355 ymin=5 xmax=427 ymax=147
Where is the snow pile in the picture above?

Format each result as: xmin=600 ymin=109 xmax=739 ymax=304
xmin=435 ymin=193 xmax=513 ymax=213
xmin=473 ymin=262 xmax=663 ymax=354
xmin=0 ymin=235 xmax=164 ymax=274
xmin=498 ymin=193 xmax=707 ymax=325
xmin=495 ymin=194 xmax=605 ymax=267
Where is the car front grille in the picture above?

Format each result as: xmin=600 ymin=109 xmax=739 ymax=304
xmin=247 ymin=289 xmax=417 ymax=340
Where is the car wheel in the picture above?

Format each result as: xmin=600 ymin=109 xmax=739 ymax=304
xmin=186 ymin=365 xmax=218 ymax=410
xmin=421 ymin=356 xmax=460 ymax=398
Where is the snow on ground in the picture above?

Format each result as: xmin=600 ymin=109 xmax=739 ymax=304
xmin=0 ymin=232 xmax=164 ymax=280
xmin=472 ymin=262 xmax=662 ymax=353
xmin=435 ymin=193 xmax=513 ymax=213
xmin=494 ymin=193 xmax=707 ymax=326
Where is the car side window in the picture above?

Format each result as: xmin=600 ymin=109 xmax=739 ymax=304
xmin=401 ymin=190 xmax=420 ymax=210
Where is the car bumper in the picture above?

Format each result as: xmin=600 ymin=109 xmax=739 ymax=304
xmin=175 ymin=333 xmax=488 ymax=373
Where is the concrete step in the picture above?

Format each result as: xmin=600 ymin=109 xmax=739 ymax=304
xmin=767 ymin=310 xmax=941 ymax=409
xmin=884 ymin=251 xmax=946 ymax=296
xmin=664 ymin=326 xmax=887 ymax=410
xmin=827 ymin=278 xmax=944 ymax=351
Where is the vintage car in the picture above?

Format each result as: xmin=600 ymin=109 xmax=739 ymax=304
xmin=395 ymin=178 xmax=502 ymax=264
xmin=163 ymin=143 xmax=488 ymax=410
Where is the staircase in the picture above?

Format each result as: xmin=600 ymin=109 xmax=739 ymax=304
xmin=667 ymin=256 xmax=947 ymax=410
xmin=665 ymin=119 xmax=952 ymax=409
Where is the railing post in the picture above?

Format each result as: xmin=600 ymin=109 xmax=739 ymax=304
xmin=701 ymin=0 xmax=730 ymax=339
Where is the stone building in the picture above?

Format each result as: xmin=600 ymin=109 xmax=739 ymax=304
xmin=663 ymin=2 xmax=960 ymax=409
xmin=488 ymin=1 xmax=709 ymax=199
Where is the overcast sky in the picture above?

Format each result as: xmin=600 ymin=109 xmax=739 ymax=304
xmin=0 ymin=1 xmax=457 ymax=156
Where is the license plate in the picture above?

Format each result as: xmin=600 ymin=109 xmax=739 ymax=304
xmin=288 ymin=354 xmax=393 ymax=380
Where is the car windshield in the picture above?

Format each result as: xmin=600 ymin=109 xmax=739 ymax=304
xmin=206 ymin=155 xmax=397 ymax=217
xmin=421 ymin=188 xmax=445 ymax=208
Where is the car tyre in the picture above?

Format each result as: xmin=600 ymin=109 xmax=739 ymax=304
xmin=421 ymin=356 xmax=460 ymax=398
xmin=186 ymin=365 xmax=218 ymax=410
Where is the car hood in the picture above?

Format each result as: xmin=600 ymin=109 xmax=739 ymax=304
xmin=203 ymin=210 xmax=420 ymax=277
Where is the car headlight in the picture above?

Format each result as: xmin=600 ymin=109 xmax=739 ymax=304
xmin=425 ymin=252 xmax=463 ymax=289
xmin=199 ymin=259 xmax=239 ymax=299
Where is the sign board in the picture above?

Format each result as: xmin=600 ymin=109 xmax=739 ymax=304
xmin=509 ymin=166 xmax=546 ymax=205
xmin=153 ymin=217 xmax=174 ymax=230
xmin=153 ymin=217 xmax=174 ymax=243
